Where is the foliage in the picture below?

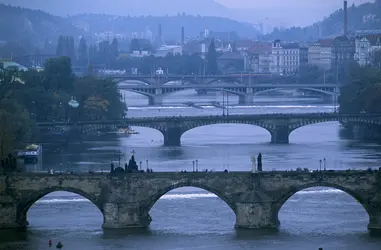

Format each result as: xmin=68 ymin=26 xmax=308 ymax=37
xmin=339 ymin=64 xmax=381 ymax=114
xmin=0 ymin=4 xmax=82 ymax=45
xmin=206 ymin=39 xmax=218 ymax=74
xmin=265 ymin=1 xmax=381 ymax=41
xmin=0 ymin=66 xmax=35 ymax=159
xmin=43 ymin=57 xmax=75 ymax=91
xmin=0 ymin=57 xmax=126 ymax=159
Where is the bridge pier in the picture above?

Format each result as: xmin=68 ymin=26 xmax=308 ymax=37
xmin=102 ymin=203 xmax=151 ymax=229
xmin=270 ymin=126 xmax=290 ymax=144
xmin=235 ymin=202 xmax=279 ymax=229
xmin=162 ymin=127 xmax=182 ymax=146
xmin=0 ymin=203 xmax=24 ymax=229
xmin=148 ymin=95 xmax=163 ymax=106
xmin=238 ymin=94 xmax=254 ymax=105
xmin=367 ymin=201 xmax=381 ymax=234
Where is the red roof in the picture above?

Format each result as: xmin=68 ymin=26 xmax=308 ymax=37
xmin=319 ymin=39 xmax=334 ymax=47
xmin=248 ymin=42 xmax=272 ymax=54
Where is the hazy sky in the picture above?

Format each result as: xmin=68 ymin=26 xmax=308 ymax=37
xmin=217 ymin=0 xmax=372 ymax=9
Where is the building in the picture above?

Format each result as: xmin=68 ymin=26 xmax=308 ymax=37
xmin=355 ymin=37 xmax=372 ymax=66
xmin=299 ymin=46 xmax=308 ymax=66
xmin=331 ymin=36 xmax=355 ymax=84
xmin=269 ymin=40 xmax=300 ymax=75
xmin=247 ymin=42 xmax=272 ymax=73
xmin=217 ymin=52 xmax=245 ymax=72
xmin=155 ymin=45 xmax=183 ymax=57
xmin=354 ymin=34 xmax=381 ymax=67
xmin=0 ymin=61 xmax=28 ymax=71
xmin=307 ymin=39 xmax=333 ymax=70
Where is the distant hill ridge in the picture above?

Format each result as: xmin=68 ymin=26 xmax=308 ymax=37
xmin=0 ymin=3 xmax=260 ymax=45
xmin=265 ymin=0 xmax=381 ymax=41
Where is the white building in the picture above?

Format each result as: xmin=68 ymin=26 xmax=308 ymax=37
xmin=155 ymin=45 xmax=183 ymax=57
xmin=354 ymin=37 xmax=372 ymax=66
xmin=269 ymin=40 xmax=300 ymax=75
xmin=307 ymin=41 xmax=332 ymax=70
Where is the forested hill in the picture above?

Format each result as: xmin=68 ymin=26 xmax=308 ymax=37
xmin=69 ymin=14 xmax=259 ymax=40
xmin=265 ymin=0 xmax=381 ymax=42
xmin=0 ymin=4 xmax=83 ymax=45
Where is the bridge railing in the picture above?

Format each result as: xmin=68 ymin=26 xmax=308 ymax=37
xmin=35 ymin=113 xmax=381 ymax=126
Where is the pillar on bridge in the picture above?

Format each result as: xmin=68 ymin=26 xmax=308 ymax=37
xmin=162 ymin=127 xmax=182 ymax=146
xmin=238 ymin=94 xmax=254 ymax=105
xmin=367 ymin=201 xmax=381 ymax=234
xmin=148 ymin=95 xmax=163 ymax=106
xmin=270 ymin=125 xmax=290 ymax=144
xmin=102 ymin=203 xmax=151 ymax=229
xmin=235 ymin=202 xmax=279 ymax=229
xmin=0 ymin=203 xmax=25 ymax=229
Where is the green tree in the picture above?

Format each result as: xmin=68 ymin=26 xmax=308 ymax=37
xmin=56 ymin=35 xmax=64 ymax=56
xmin=43 ymin=57 xmax=74 ymax=91
xmin=339 ymin=64 xmax=381 ymax=114
xmin=78 ymin=36 xmax=88 ymax=66
xmin=206 ymin=39 xmax=218 ymax=74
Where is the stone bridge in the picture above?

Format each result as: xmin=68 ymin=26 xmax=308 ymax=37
xmin=118 ymin=83 xmax=339 ymax=105
xmin=37 ymin=113 xmax=381 ymax=146
xmin=0 ymin=171 xmax=380 ymax=233
xmin=107 ymin=74 xmax=280 ymax=86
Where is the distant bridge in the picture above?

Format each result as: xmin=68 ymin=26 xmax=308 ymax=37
xmin=37 ymin=113 xmax=381 ymax=146
xmin=118 ymin=82 xmax=339 ymax=105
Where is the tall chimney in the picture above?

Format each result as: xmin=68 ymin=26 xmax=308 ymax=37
xmin=344 ymin=0 xmax=348 ymax=37
xmin=181 ymin=26 xmax=185 ymax=45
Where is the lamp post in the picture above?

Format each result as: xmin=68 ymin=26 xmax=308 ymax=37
xmin=319 ymin=159 xmax=322 ymax=172
xmin=196 ymin=160 xmax=199 ymax=172
xmin=139 ymin=161 xmax=142 ymax=171
xmin=323 ymin=158 xmax=326 ymax=171
xmin=192 ymin=161 xmax=195 ymax=172
xmin=146 ymin=160 xmax=149 ymax=172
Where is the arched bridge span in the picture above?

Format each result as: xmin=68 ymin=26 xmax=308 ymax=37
xmin=0 ymin=172 xmax=380 ymax=233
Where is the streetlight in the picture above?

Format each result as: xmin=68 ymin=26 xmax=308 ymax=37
xmin=196 ymin=160 xmax=199 ymax=172
xmin=192 ymin=161 xmax=195 ymax=172
xmin=146 ymin=160 xmax=149 ymax=172
xmin=319 ymin=159 xmax=322 ymax=172
xmin=139 ymin=161 xmax=142 ymax=171
xmin=323 ymin=158 xmax=326 ymax=171
xmin=60 ymin=163 xmax=62 ymax=174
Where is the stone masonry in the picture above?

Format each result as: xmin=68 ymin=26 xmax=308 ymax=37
xmin=0 ymin=171 xmax=380 ymax=233
xmin=37 ymin=113 xmax=381 ymax=146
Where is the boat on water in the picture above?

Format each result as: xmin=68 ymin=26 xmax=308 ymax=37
xmin=17 ymin=144 xmax=42 ymax=164
xmin=117 ymin=128 xmax=139 ymax=135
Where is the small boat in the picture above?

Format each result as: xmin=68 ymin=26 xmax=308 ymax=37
xmin=117 ymin=128 xmax=139 ymax=135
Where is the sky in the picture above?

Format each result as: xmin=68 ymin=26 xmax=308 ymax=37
xmin=216 ymin=0 xmax=372 ymax=9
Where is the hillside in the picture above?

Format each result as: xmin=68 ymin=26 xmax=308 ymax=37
xmin=0 ymin=4 xmax=83 ymax=45
xmin=265 ymin=0 xmax=381 ymax=42
xmin=70 ymin=14 xmax=259 ymax=40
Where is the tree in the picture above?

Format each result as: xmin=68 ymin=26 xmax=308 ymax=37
xmin=56 ymin=35 xmax=64 ymax=56
xmin=339 ymin=64 xmax=381 ymax=114
xmin=206 ymin=39 xmax=218 ymax=74
xmin=78 ymin=36 xmax=88 ymax=66
xmin=111 ymin=38 xmax=119 ymax=58
xmin=43 ymin=57 xmax=75 ymax=91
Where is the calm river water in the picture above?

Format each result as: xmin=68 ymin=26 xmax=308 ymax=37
xmin=1 ymin=91 xmax=381 ymax=250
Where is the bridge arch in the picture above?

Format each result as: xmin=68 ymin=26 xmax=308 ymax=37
xmin=180 ymin=122 xmax=271 ymax=145
xmin=17 ymin=187 xmax=104 ymax=226
xmin=273 ymin=182 xmax=369 ymax=227
xmin=254 ymin=87 xmax=334 ymax=97
xmin=144 ymin=182 xmax=237 ymax=216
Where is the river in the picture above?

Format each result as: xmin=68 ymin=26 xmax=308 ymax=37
xmin=1 ymin=91 xmax=381 ymax=250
